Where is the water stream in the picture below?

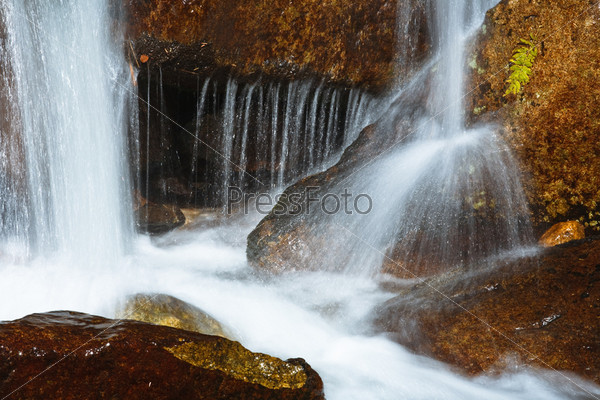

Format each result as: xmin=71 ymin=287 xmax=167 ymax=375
xmin=0 ymin=0 xmax=134 ymax=265
xmin=0 ymin=0 xmax=598 ymax=399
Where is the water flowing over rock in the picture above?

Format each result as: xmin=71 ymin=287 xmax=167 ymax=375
xmin=0 ymin=311 xmax=325 ymax=399
xmin=466 ymin=0 xmax=600 ymax=232
xmin=123 ymin=0 xmax=431 ymax=92
xmin=375 ymin=237 xmax=600 ymax=385
xmin=136 ymin=72 xmax=380 ymax=209
xmin=247 ymin=0 xmax=532 ymax=279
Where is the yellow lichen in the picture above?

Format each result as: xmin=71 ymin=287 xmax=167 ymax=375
xmin=165 ymin=341 xmax=307 ymax=390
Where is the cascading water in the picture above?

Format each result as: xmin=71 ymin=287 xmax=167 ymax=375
xmin=267 ymin=0 xmax=532 ymax=277
xmin=139 ymin=71 xmax=379 ymax=209
xmin=0 ymin=1 xmax=598 ymax=399
xmin=0 ymin=0 xmax=134 ymax=264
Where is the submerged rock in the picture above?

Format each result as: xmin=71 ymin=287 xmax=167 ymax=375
xmin=117 ymin=293 xmax=235 ymax=339
xmin=375 ymin=237 xmax=600 ymax=383
xmin=0 ymin=311 xmax=325 ymax=399
xmin=467 ymin=0 xmax=600 ymax=230
xmin=538 ymin=220 xmax=585 ymax=248
xmin=135 ymin=202 xmax=186 ymax=234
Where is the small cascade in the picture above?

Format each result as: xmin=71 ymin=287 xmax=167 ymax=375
xmin=199 ymin=77 xmax=379 ymax=206
xmin=0 ymin=0 xmax=134 ymax=263
xmin=139 ymin=73 xmax=380 ymax=209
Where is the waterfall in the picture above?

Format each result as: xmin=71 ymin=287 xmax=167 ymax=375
xmin=273 ymin=0 xmax=532 ymax=277
xmin=148 ymin=75 xmax=381 ymax=209
xmin=0 ymin=0 xmax=134 ymax=264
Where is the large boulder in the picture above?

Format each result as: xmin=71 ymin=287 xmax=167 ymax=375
xmin=375 ymin=236 xmax=600 ymax=383
xmin=247 ymin=94 xmax=531 ymax=278
xmin=466 ymin=0 xmax=600 ymax=232
xmin=122 ymin=0 xmax=430 ymax=92
xmin=0 ymin=311 xmax=324 ymax=399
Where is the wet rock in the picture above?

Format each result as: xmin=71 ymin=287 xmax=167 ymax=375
xmin=247 ymin=114 xmax=531 ymax=278
xmin=466 ymin=0 xmax=600 ymax=230
xmin=135 ymin=201 xmax=186 ymax=234
xmin=123 ymin=0 xmax=430 ymax=92
xmin=0 ymin=311 xmax=325 ymax=399
xmin=539 ymin=220 xmax=585 ymax=248
xmin=375 ymin=237 xmax=600 ymax=383
xmin=117 ymin=293 xmax=235 ymax=339
xmin=246 ymin=102 xmax=428 ymax=275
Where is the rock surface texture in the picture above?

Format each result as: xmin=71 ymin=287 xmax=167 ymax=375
xmin=116 ymin=293 xmax=235 ymax=339
xmin=538 ymin=220 xmax=586 ymax=247
xmin=123 ymin=0 xmax=430 ymax=92
xmin=375 ymin=237 xmax=600 ymax=384
xmin=467 ymin=0 xmax=600 ymax=231
xmin=0 ymin=311 xmax=324 ymax=400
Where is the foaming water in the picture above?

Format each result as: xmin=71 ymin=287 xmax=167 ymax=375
xmin=0 ymin=221 xmax=597 ymax=400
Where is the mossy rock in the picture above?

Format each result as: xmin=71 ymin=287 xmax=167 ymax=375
xmin=117 ymin=293 xmax=235 ymax=340
xmin=466 ymin=0 xmax=600 ymax=232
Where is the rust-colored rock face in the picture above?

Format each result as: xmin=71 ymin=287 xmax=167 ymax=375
xmin=0 ymin=311 xmax=325 ymax=400
xmin=466 ymin=0 xmax=600 ymax=230
xmin=124 ymin=0 xmax=430 ymax=91
xmin=375 ymin=237 xmax=600 ymax=383
xmin=538 ymin=220 xmax=585 ymax=247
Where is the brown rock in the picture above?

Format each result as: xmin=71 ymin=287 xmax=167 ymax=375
xmin=375 ymin=237 xmax=600 ymax=383
xmin=538 ymin=220 xmax=585 ymax=247
xmin=135 ymin=202 xmax=186 ymax=234
xmin=0 ymin=311 xmax=325 ymax=400
xmin=466 ymin=0 xmax=600 ymax=230
xmin=123 ymin=0 xmax=431 ymax=92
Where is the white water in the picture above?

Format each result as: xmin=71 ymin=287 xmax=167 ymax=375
xmin=0 ymin=219 xmax=598 ymax=399
xmin=0 ymin=0 xmax=133 ymax=264
xmin=0 ymin=0 xmax=599 ymax=399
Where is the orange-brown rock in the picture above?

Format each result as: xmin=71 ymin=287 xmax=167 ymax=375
xmin=123 ymin=0 xmax=430 ymax=92
xmin=0 ymin=311 xmax=324 ymax=400
xmin=466 ymin=0 xmax=600 ymax=230
xmin=375 ymin=237 xmax=600 ymax=383
xmin=538 ymin=220 xmax=585 ymax=247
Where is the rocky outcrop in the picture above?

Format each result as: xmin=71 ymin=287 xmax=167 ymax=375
xmin=466 ymin=0 xmax=600 ymax=231
xmin=123 ymin=0 xmax=430 ymax=92
xmin=375 ymin=236 xmax=600 ymax=383
xmin=0 ymin=311 xmax=324 ymax=399
xmin=117 ymin=293 xmax=234 ymax=339
xmin=538 ymin=220 xmax=585 ymax=247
